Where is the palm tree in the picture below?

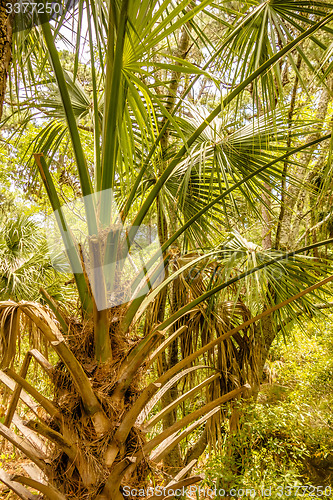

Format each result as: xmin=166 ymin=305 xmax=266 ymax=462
xmin=0 ymin=1 xmax=333 ymax=498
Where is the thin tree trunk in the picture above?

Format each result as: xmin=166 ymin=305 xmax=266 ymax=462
xmin=154 ymin=21 xmax=191 ymax=476
xmin=262 ymin=182 xmax=272 ymax=249
xmin=275 ymin=54 xmax=301 ymax=249
xmin=279 ymin=77 xmax=333 ymax=249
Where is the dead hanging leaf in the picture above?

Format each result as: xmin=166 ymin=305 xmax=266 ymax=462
xmin=0 ymin=404 xmax=5 ymax=418
xmin=0 ymin=301 xmax=51 ymax=371
xmin=0 ymin=303 xmax=20 ymax=369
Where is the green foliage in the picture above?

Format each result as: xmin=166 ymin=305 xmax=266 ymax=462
xmin=202 ymin=316 xmax=333 ymax=493
xmin=203 ymin=403 xmax=309 ymax=496
xmin=0 ymin=212 xmax=73 ymax=304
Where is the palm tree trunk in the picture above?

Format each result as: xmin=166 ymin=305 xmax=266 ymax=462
xmin=0 ymin=1 xmax=13 ymax=119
